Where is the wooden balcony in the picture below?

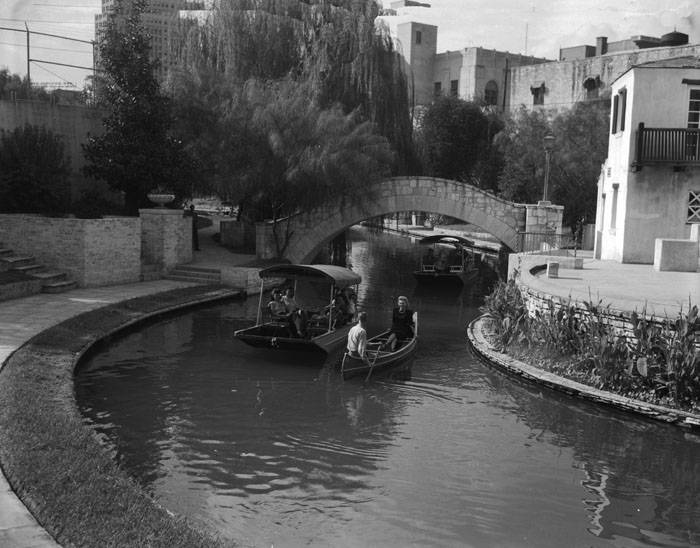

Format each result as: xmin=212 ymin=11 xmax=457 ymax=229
xmin=633 ymin=123 xmax=700 ymax=169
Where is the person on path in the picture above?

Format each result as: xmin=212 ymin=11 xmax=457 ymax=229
xmin=186 ymin=204 xmax=200 ymax=251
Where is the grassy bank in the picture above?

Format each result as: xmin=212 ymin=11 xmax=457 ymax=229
xmin=480 ymin=279 xmax=700 ymax=414
xmin=0 ymin=286 xmax=241 ymax=548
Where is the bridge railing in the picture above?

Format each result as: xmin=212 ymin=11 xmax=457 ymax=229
xmin=518 ymin=231 xmax=578 ymax=255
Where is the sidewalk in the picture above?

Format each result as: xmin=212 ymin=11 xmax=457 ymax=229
xmin=517 ymin=252 xmax=700 ymax=317
xmin=0 ymin=279 xmax=199 ymax=548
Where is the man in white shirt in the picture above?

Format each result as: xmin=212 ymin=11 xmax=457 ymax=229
xmin=347 ymin=311 xmax=368 ymax=363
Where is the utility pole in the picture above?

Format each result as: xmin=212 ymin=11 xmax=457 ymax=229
xmin=25 ymin=23 xmax=30 ymax=90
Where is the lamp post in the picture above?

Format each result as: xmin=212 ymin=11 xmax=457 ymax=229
xmin=541 ymin=133 xmax=555 ymax=204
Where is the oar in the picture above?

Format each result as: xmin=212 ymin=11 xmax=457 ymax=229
xmin=364 ymin=348 xmax=380 ymax=383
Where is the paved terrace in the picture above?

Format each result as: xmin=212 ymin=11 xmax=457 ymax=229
xmin=517 ymin=251 xmax=700 ymax=317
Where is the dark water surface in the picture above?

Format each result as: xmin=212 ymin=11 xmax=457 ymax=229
xmin=76 ymin=227 xmax=700 ymax=548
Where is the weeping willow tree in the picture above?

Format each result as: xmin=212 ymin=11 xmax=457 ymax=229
xmin=170 ymin=0 xmax=415 ymax=176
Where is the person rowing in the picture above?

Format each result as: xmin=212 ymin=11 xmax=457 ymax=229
xmin=346 ymin=311 xmax=369 ymax=364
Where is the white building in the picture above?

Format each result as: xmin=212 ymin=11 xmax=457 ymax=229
xmin=594 ymin=56 xmax=700 ymax=269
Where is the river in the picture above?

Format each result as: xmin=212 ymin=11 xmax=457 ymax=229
xmin=75 ymin=226 xmax=700 ymax=548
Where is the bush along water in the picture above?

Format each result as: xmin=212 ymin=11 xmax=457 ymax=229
xmin=479 ymin=281 xmax=700 ymax=412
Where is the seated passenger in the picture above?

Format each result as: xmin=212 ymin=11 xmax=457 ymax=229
xmin=282 ymin=287 xmax=307 ymax=337
xmin=267 ymin=290 xmax=287 ymax=319
xmin=383 ymin=295 xmax=415 ymax=351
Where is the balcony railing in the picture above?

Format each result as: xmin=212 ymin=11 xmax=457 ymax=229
xmin=634 ymin=123 xmax=700 ymax=168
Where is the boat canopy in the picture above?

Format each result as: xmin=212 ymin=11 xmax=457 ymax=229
xmin=259 ymin=264 xmax=361 ymax=288
xmin=418 ymin=234 xmax=474 ymax=247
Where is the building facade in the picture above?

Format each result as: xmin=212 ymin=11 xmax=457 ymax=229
xmin=594 ymin=57 xmax=700 ymax=266
xmin=95 ymin=0 xmax=208 ymax=82
xmin=509 ymin=39 xmax=700 ymax=112
xmin=394 ymin=21 xmax=549 ymax=109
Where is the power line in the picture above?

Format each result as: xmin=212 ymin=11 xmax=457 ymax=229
xmin=0 ymin=41 xmax=90 ymax=54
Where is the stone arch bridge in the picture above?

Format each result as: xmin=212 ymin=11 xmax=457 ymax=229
xmin=256 ymin=176 xmax=562 ymax=263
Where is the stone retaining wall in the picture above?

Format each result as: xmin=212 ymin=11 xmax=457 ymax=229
xmin=467 ymin=316 xmax=700 ymax=430
xmin=0 ymin=214 xmax=141 ymax=287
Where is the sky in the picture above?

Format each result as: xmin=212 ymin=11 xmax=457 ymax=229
xmin=0 ymin=0 xmax=697 ymax=89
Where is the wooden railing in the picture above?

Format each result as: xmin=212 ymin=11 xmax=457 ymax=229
xmin=635 ymin=123 xmax=700 ymax=167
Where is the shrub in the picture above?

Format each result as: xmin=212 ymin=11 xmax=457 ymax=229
xmin=0 ymin=124 xmax=71 ymax=215
xmin=479 ymin=278 xmax=529 ymax=351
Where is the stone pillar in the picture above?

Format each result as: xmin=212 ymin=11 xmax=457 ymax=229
xmin=522 ymin=202 xmax=564 ymax=252
xmin=139 ymin=208 xmax=192 ymax=272
xmin=255 ymin=221 xmax=276 ymax=260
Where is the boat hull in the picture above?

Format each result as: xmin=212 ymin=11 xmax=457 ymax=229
xmin=234 ymin=322 xmax=354 ymax=354
xmin=412 ymin=269 xmax=477 ymax=285
xmin=341 ymin=330 xmax=417 ymax=380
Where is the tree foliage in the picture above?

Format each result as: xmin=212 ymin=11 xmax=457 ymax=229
xmin=0 ymin=124 xmax=71 ymax=215
xmin=416 ymin=96 xmax=502 ymax=188
xmin=82 ymin=0 xmax=194 ymax=215
xmin=496 ymin=101 xmax=610 ymax=227
xmin=171 ymin=0 xmax=415 ymax=171
xmin=167 ymin=0 xmax=402 ymax=255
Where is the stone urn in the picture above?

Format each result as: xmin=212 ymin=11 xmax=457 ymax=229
xmin=146 ymin=190 xmax=175 ymax=208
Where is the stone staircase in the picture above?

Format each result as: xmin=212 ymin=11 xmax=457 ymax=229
xmin=164 ymin=264 xmax=221 ymax=285
xmin=0 ymin=244 xmax=76 ymax=301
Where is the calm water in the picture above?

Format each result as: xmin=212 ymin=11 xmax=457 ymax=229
xmin=76 ymin=227 xmax=700 ymax=548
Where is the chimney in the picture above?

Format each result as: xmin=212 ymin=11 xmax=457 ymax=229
xmin=596 ymin=36 xmax=608 ymax=56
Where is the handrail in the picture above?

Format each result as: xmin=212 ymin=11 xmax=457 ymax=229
xmin=635 ymin=123 xmax=700 ymax=166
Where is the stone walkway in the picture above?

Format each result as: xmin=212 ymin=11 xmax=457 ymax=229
xmin=0 ymin=280 xmax=197 ymax=548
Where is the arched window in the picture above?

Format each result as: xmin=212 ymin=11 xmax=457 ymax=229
xmin=484 ymin=80 xmax=498 ymax=105
xmin=583 ymin=76 xmax=601 ymax=100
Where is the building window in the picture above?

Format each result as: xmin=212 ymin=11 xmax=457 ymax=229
xmin=687 ymin=89 xmax=700 ymax=158
xmin=610 ymin=184 xmax=619 ymax=230
xmin=484 ymin=80 xmax=498 ymax=105
xmin=583 ymin=76 xmax=600 ymax=100
xmin=434 ymin=82 xmax=442 ymax=97
xmin=688 ymin=191 xmax=700 ymax=223
xmin=530 ymin=83 xmax=545 ymax=106
xmin=612 ymin=89 xmax=627 ymax=133
xmin=619 ymin=89 xmax=627 ymax=131
xmin=415 ymin=30 xmax=422 ymax=45
xmin=450 ymin=79 xmax=458 ymax=96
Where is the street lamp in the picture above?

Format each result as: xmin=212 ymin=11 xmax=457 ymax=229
xmin=542 ymin=133 xmax=555 ymax=204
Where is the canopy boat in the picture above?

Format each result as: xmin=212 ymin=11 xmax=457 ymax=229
xmin=234 ymin=264 xmax=361 ymax=353
xmin=413 ymin=234 xmax=478 ymax=285
xmin=340 ymin=313 xmax=418 ymax=380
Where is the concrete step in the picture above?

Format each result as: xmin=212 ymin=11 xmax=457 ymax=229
xmin=162 ymin=274 xmax=213 ymax=284
xmin=173 ymin=265 xmax=221 ymax=275
xmin=41 ymin=280 xmax=77 ymax=294
xmin=0 ymin=255 xmax=35 ymax=267
xmin=11 ymin=263 xmax=44 ymax=273
xmin=168 ymin=269 xmax=221 ymax=282
xmin=29 ymin=270 xmax=67 ymax=283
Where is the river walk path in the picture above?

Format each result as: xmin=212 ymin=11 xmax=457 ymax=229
xmin=1 ymin=220 xmax=698 ymax=546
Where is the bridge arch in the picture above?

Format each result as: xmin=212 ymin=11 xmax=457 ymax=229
xmin=267 ymin=177 xmax=552 ymax=264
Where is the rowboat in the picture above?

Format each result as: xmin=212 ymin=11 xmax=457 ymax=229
xmin=340 ymin=313 xmax=418 ymax=380
xmin=413 ymin=234 xmax=478 ymax=285
xmin=234 ymin=264 xmax=361 ymax=353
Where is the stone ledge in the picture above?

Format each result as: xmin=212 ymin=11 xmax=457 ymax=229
xmin=467 ymin=315 xmax=700 ymax=431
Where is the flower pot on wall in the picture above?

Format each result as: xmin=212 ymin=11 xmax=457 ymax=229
xmin=146 ymin=191 xmax=175 ymax=208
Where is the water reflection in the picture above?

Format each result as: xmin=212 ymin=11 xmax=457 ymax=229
xmin=76 ymin=226 xmax=700 ymax=547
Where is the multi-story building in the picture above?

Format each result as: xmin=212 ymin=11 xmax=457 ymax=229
xmin=394 ymin=21 xmax=549 ymax=109
xmin=95 ymin=0 xmax=209 ymax=82
xmin=509 ymin=31 xmax=700 ymax=112
xmin=594 ymin=56 xmax=700 ymax=267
